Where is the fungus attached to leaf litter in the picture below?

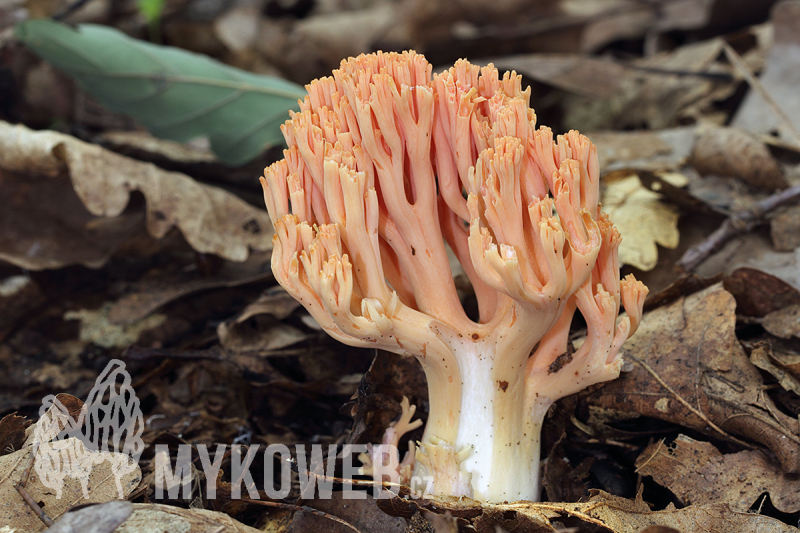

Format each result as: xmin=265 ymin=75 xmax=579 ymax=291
xmin=261 ymin=51 xmax=647 ymax=503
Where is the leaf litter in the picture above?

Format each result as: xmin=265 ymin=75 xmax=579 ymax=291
xmin=0 ymin=121 xmax=273 ymax=269
xmin=4 ymin=0 xmax=800 ymax=532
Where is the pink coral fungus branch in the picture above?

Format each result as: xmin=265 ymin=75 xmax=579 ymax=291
xmin=261 ymin=50 xmax=647 ymax=503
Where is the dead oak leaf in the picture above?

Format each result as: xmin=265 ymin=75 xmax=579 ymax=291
xmin=750 ymin=342 xmax=800 ymax=397
xmin=636 ymin=434 xmax=800 ymax=513
xmin=762 ymin=304 xmax=800 ymax=339
xmin=0 ymin=413 xmax=29 ymax=457
xmin=601 ymin=172 xmax=687 ymax=271
xmin=0 ymin=120 xmax=272 ymax=269
xmin=586 ymin=283 xmax=800 ymax=473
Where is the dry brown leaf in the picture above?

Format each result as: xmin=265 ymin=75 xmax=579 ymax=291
xmin=230 ymin=286 xmax=303 ymax=323
xmin=217 ymin=286 xmax=309 ymax=353
xmin=689 ymin=126 xmax=787 ymax=190
xmin=578 ymin=0 xmax=714 ymax=51
xmin=733 ymin=0 xmax=800 ymax=144
xmin=492 ymin=54 xmax=628 ymax=99
xmin=587 ymin=283 xmax=800 ymax=473
xmin=636 ymin=434 xmax=800 ymax=513
xmin=697 ymin=231 xmax=800 ymax=290
xmin=495 ymin=37 xmax=731 ymax=132
xmin=722 ymin=268 xmax=800 ymax=317
xmin=565 ymin=39 xmax=729 ymax=131
xmin=601 ymin=172 xmax=687 ymax=271
xmin=115 ymin=503 xmax=261 ymax=533
xmin=0 ymin=394 xmax=140 ymax=532
xmin=541 ymin=433 xmax=593 ymax=503
xmin=107 ymin=253 xmax=272 ymax=325
xmin=0 ymin=439 xmax=140 ymax=532
xmin=763 ymin=304 xmax=800 ymax=339
xmin=0 ymin=121 xmax=272 ymax=269
xmin=218 ymin=318 xmax=308 ymax=353
xmin=591 ymin=128 xmax=696 ymax=173
xmin=98 ymin=131 xmax=217 ymax=165
xmin=213 ymin=5 xmax=260 ymax=53
xmin=0 ymin=413 xmax=29 ymax=457
xmin=750 ymin=342 xmax=800 ymax=396
xmin=261 ymin=3 xmax=405 ymax=83
xmin=0 ymin=165 xmax=149 ymax=270
xmin=771 ymin=205 xmax=800 ymax=252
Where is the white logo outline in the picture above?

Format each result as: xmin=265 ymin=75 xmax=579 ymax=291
xmin=32 ymin=359 xmax=144 ymax=500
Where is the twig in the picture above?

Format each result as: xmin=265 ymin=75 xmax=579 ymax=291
xmin=722 ymin=41 xmax=800 ymax=145
xmin=14 ymin=442 xmax=55 ymax=528
xmin=677 ymin=182 xmax=800 ymax=271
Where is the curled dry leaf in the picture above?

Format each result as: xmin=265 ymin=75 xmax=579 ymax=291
xmin=750 ymin=342 xmax=800 ymax=396
xmin=107 ymin=253 xmax=272 ymax=325
xmin=0 ymin=160 xmax=147 ymax=270
xmin=636 ymin=434 xmax=800 ymax=513
xmin=689 ymin=126 xmax=787 ymax=190
xmin=722 ymin=267 xmax=800 ymax=317
xmin=217 ymin=318 xmax=308 ymax=353
xmin=217 ymin=286 xmax=308 ymax=353
xmin=0 ymin=121 xmax=272 ymax=269
xmin=762 ymin=304 xmax=800 ymax=339
xmin=98 ymin=131 xmax=217 ymax=165
xmin=587 ymin=283 xmax=800 ymax=472
xmin=0 ymin=413 xmax=29 ymax=457
xmin=542 ymin=433 xmax=594 ymax=503
xmin=601 ymin=172 xmax=687 ymax=271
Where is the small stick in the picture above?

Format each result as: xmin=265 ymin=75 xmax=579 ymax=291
xmin=14 ymin=442 xmax=55 ymax=528
xmin=677 ymin=182 xmax=800 ymax=271
xmin=722 ymin=41 xmax=800 ymax=145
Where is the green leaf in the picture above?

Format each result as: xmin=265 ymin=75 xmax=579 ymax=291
xmin=16 ymin=19 xmax=306 ymax=166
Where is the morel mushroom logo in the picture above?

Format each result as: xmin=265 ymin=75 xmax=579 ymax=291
xmin=32 ymin=360 xmax=144 ymax=500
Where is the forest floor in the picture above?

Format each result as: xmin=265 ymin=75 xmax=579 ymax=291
xmin=2 ymin=0 xmax=800 ymax=531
